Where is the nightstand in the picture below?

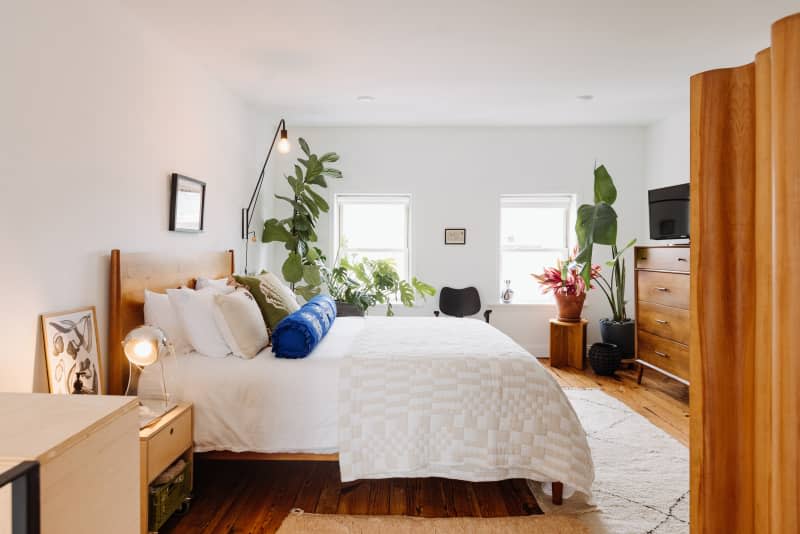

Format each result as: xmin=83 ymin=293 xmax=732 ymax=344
xmin=139 ymin=402 xmax=193 ymax=534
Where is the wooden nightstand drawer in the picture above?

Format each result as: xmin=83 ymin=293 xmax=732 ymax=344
xmin=637 ymin=270 xmax=689 ymax=309
xmin=145 ymin=405 xmax=192 ymax=482
xmin=635 ymin=246 xmax=690 ymax=272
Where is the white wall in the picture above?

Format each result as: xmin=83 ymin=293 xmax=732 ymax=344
xmin=0 ymin=0 xmax=270 ymax=392
xmin=265 ymin=127 xmax=648 ymax=354
xmin=643 ymin=109 xmax=690 ymax=245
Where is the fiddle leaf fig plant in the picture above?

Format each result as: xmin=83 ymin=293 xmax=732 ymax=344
xmin=575 ymin=164 xmax=636 ymax=322
xmin=262 ymin=138 xmax=342 ymax=301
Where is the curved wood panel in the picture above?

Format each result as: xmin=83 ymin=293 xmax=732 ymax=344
xmin=770 ymin=13 xmax=800 ymax=532
xmin=107 ymin=249 xmax=235 ymax=395
xmin=690 ymin=63 xmax=756 ymax=533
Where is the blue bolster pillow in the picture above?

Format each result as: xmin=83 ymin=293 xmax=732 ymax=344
xmin=272 ymin=295 xmax=337 ymax=358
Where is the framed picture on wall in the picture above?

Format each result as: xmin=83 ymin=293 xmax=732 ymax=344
xmin=41 ymin=306 xmax=103 ymax=395
xmin=444 ymin=228 xmax=466 ymax=245
xmin=169 ymin=173 xmax=206 ymax=232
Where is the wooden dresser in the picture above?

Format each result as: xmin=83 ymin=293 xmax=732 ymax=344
xmin=634 ymin=245 xmax=690 ymax=385
xmin=0 ymin=393 xmax=139 ymax=534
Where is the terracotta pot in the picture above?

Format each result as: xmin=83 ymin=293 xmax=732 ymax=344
xmin=554 ymin=292 xmax=586 ymax=322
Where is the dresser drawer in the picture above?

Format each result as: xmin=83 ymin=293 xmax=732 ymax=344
xmin=635 ymin=247 xmax=690 ymax=272
xmin=637 ymin=301 xmax=690 ymax=345
xmin=637 ymin=271 xmax=689 ymax=309
xmin=146 ymin=407 xmax=192 ymax=482
xmin=637 ymin=330 xmax=689 ymax=381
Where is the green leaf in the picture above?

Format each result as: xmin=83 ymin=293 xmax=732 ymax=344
xmin=287 ymin=175 xmax=302 ymax=195
xmin=594 ymin=165 xmax=617 ymax=205
xmin=306 ymin=247 xmax=320 ymax=262
xmin=294 ymin=284 xmax=320 ymax=301
xmin=275 ymin=194 xmax=307 ymax=215
xmin=322 ymin=168 xmax=343 ymax=179
xmin=301 ymin=194 xmax=320 ymax=218
xmin=298 ymin=138 xmax=310 ymax=157
xmin=306 ymin=174 xmax=328 ymax=188
xmin=282 ymin=252 xmax=303 ymax=283
xmin=412 ymin=277 xmax=436 ymax=297
xmin=575 ymin=202 xmax=618 ymax=283
xmin=605 ymin=237 xmax=637 ymax=266
xmin=302 ymin=264 xmax=321 ymax=286
xmin=398 ymin=281 xmax=415 ymax=307
xmin=261 ymin=218 xmax=292 ymax=243
xmin=319 ymin=152 xmax=340 ymax=163
xmin=305 ymin=188 xmax=330 ymax=212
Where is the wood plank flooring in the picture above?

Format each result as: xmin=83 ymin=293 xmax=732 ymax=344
xmin=160 ymin=361 xmax=689 ymax=533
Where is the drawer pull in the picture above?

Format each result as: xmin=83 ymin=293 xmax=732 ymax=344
xmin=170 ymin=427 xmax=174 ymax=435
xmin=677 ymin=257 xmax=688 ymax=262
xmin=655 ymin=319 xmax=669 ymax=325
xmin=654 ymin=350 xmax=669 ymax=358
xmin=655 ymin=287 xmax=670 ymax=292
xmin=640 ymin=256 xmax=648 ymax=260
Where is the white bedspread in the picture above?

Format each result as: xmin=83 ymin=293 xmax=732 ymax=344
xmin=338 ymin=317 xmax=594 ymax=499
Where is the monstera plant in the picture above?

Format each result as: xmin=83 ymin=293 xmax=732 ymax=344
xmin=261 ymin=138 xmax=342 ymax=300
xmin=574 ymin=164 xmax=636 ymax=355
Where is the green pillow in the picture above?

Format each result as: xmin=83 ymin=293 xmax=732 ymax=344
xmin=234 ymin=272 xmax=300 ymax=330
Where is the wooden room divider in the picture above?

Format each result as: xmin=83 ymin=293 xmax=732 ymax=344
xmin=691 ymin=12 xmax=799 ymax=533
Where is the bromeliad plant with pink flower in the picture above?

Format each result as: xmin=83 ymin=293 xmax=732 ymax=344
xmin=532 ymin=249 xmax=600 ymax=321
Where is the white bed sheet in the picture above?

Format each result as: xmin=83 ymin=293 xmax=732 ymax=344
xmin=140 ymin=317 xmax=366 ymax=453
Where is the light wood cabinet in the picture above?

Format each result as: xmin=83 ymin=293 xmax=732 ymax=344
xmin=0 ymin=394 xmax=139 ymax=534
xmin=635 ymin=245 xmax=690 ymax=385
xmin=139 ymin=403 xmax=193 ymax=534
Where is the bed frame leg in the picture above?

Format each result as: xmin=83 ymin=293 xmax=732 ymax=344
xmin=552 ymin=482 xmax=563 ymax=505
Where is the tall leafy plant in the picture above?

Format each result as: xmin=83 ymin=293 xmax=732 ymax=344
xmin=574 ymin=165 xmax=636 ymax=322
xmin=261 ymin=138 xmax=342 ymax=300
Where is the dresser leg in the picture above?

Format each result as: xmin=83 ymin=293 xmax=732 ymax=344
xmin=552 ymin=482 xmax=563 ymax=505
xmin=637 ymin=364 xmax=644 ymax=384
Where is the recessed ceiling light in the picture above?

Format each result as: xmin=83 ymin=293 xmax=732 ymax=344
xmin=356 ymin=95 xmax=376 ymax=103
xmin=576 ymin=95 xmax=594 ymax=101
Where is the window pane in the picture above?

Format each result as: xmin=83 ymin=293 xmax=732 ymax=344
xmin=341 ymin=202 xmax=407 ymax=249
xmin=343 ymin=250 xmax=408 ymax=282
xmin=501 ymin=206 xmax=567 ymax=249
xmin=500 ymin=249 xmax=566 ymax=303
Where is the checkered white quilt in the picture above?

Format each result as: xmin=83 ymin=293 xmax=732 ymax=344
xmin=338 ymin=317 xmax=595 ymax=499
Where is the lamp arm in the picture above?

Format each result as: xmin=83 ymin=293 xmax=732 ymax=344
xmin=243 ymin=118 xmax=286 ymax=240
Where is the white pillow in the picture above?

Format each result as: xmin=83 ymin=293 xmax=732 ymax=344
xmin=167 ymin=287 xmax=232 ymax=358
xmin=196 ymin=277 xmax=231 ymax=291
xmin=143 ymin=290 xmax=191 ymax=355
xmin=213 ymin=289 xmax=269 ymax=359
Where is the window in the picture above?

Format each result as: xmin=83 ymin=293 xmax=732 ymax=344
xmin=499 ymin=195 xmax=576 ymax=304
xmin=334 ymin=195 xmax=411 ymax=281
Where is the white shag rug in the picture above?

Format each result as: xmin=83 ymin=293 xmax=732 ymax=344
xmin=531 ymin=389 xmax=689 ymax=534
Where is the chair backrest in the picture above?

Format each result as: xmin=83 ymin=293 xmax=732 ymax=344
xmin=439 ymin=286 xmax=482 ymax=317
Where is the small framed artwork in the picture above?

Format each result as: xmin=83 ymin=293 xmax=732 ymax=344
xmin=444 ymin=228 xmax=466 ymax=245
xmin=169 ymin=173 xmax=206 ymax=232
xmin=41 ymin=306 xmax=103 ymax=395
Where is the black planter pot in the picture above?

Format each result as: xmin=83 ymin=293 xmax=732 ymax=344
xmin=588 ymin=343 xmax=623 ymax=376
xmin=599 ymin=319 xmax=636 ymax=357
xmin=336 ymin=301 xmax=365 ymax=317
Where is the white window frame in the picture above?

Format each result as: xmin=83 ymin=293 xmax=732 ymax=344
xmin=498 ymin=194 xmax=577 ymax=304
xmin=333 ymin=194 xmax=412 ymax=281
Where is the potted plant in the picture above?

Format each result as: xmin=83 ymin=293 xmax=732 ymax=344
xmin=320 ymin=253 xmax=435 ymax=316
xmin=261 ymin=138 xmax=343 ymax=300
xmin=574 ymin=164 xmax=637 ymax=356
xmin=532 ymin=250 xmax=599 ymax=322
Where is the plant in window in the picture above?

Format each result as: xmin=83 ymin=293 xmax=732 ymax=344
xmin=320 ymin=252 xmax=435 ymax=316
xmin=261 ymin=138 xmax=342 ymax=300
xmin=573 ymin=164 xmax=637 ymax=355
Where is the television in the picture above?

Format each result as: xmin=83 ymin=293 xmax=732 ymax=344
xmin=649 ymin=183 xmax=690 ymax=240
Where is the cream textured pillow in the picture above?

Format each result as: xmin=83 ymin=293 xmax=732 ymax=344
xmin=143 ymin=290 xmax=191 ymax=355
xmin=213 ymin=289 xmax=270 ymax=359
xmin=167 ymin=287 xmax=232 ymax=358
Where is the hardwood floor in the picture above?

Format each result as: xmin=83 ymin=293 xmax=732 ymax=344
xmin=161 ymin=361 xmax=689 ymax=533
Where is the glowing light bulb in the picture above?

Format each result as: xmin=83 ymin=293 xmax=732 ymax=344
xmin=277 ymin=129 xmax=290 ymax=154
xmin=134 ymin=341 xmax=153 ymax=358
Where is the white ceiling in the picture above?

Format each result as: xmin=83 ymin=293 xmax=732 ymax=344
xmin=122 ymin=0 xmax=798 ymax=126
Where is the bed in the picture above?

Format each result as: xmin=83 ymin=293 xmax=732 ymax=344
xmin=108 ymin=249 xmax=594 ymax=504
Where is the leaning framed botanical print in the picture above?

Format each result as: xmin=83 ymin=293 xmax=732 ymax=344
xmin=41 ymin=306 xmax=103 ymax=394
xmin=169 ymin=173 xmax=206 ymax=232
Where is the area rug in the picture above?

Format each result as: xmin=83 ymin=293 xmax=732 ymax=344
xmin=276 ymin=509 xmax=589 ymax=533
xmin=531 ymin=389 xmax=689 ymax=533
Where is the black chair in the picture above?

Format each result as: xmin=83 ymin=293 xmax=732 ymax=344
xmin=433 ymin=286 xmax=492 ymax=323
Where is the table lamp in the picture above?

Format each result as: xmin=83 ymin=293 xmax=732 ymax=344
xmin=123 ymin=325 xmax=177 ymax=428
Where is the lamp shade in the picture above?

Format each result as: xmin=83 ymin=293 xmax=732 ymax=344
xmin=123 ymin=325 xmax=167 ymax=367
xmin=277 ymin=128 xmax=290 ymax=154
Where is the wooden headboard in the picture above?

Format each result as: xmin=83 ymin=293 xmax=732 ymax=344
xmin=108 ymin=249 xmax=234 ymax=395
